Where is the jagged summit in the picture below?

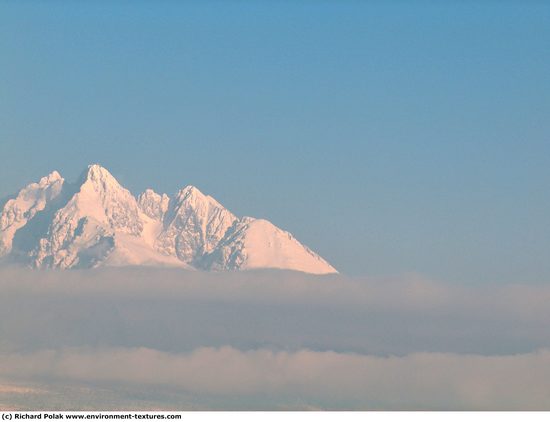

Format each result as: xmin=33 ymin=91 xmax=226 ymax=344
xmin=157 ymin=184 xmax=238 ymax=264
xmin=29 ymin=164 xmax=145 ymax=268
xmin=87 ymin=163 xmax=112 ymax=175
xmin=176 ymin=185 xmax=209 ymax=201
xmin=0 ymin=171 xmax=65 ymax=256
xmin=40 ymin=170 xmax=63 ymax=185
xmin=178 ymin=185 xmax=202 ymax=197
xmin=175 ymin=185 xmax=227 ymax=210
xmin=78 ymin=164 xmax=124 ymax=192
xmin=138 ymin=189 xmax=169 ymax=221
xmin=87 ymin=163 xmax=109 ymax=177
xmin=0 ymin=164 xmax=337 ymax=274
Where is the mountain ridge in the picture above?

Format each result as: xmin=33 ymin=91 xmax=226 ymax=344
xmin=0 ymin=164 xmax=337 ymax=274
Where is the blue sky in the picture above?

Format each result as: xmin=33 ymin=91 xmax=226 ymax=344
xmin=1 ymin=1 xmax=549 ymax=281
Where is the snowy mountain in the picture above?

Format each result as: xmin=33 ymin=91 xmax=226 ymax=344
xmin=0 ymin=171 xmax=64 ymax=256
xmin=0 ymin=165 xmax=337 ymax=274
xmin=199 ymin=217 xmax=336 ymax=274
xmin=156 ymin=185 xmax=238 ymax=265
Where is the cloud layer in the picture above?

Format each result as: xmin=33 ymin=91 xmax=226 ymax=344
xmin=1 ymin=267 xmax=549 ymax=409
xmin=2 ymin=346 xmax=550 ymax=410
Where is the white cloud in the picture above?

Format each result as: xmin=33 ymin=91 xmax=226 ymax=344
xmin=2 ymin=346 xmax=550 ymax=410
xmin=1 ymin=266 xmax=549 ymax=409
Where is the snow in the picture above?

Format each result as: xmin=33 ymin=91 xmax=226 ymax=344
xmin=155 ymin=185 xmax=238 ymax=264
xmin=103 ymin=233 xmax=190 ymax=268
xmin=1 ymin=164 xmax=337 ymax=274
xmin=138 ymin=189 xmax=169 ymax=221
xmin=202 ymin=217 xmax=337 ymax=274
xmin=32 ymin=164 xmax=144 ymax=268
xmin=105 ymin=210 xmax=191 ymax=268
xmin=0 ymin=171 xmax=64 ymax=256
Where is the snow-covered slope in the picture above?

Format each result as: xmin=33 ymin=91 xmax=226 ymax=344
xmin=31 ymin=165 xmax=186 ymax=269
xmin=156 ymin=186 xmax=238 ymax=265
xmin=200 ymin=217 xmax=337 ymax=274
xmin=0 ymin=171 xmax=64 ymax=256
xmin=138 ymin=189 xmax=169 ymax=221
xmin=0 ymin=164 xmax=337 ymax=274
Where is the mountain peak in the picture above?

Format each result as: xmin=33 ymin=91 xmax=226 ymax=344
xmin=77 ymin=164 xmax=124 ymax=194
xmin=85 ymin=163 xmax=116 ymax=181
xmin=138 ymin=189 xmax=170 ymax=220
xmin=176 ymin=185 xmax=204 ymax=200
xmin=39 ymin=170 xmax=63 ymax=186
xmin=0 ymin=171 xmax=65 ymax=256
xmin=2 ymin=165 xmax=337 ymax=274
xmin=156 ymin=184 xmax=237 ymax=263
xmin=175 ymin=185 xmax=228 ymax=210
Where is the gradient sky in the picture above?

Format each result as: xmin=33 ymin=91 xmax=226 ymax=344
xmin=1 ymin=1 xmax=549 ymax=281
